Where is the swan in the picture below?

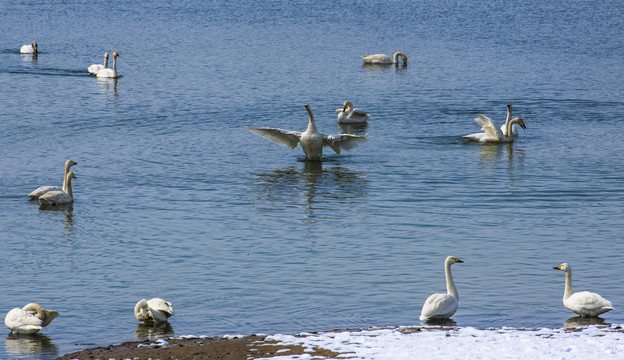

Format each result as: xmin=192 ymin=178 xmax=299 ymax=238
xmin=336 ymin=101 xmax=369 ymax=124
xmin=134 ymin=298 xmax=175 ymax=323
xmin=553 ymin=263 xmax=614 ymax=317
xmin=95 ymin=51 xmax=119 ymax=78
xmin=500 ymin=104 xmax=520 ymax=137
xmin=246 ymin=104 xmax=369 ymax=161
xmin=88 ymin=52 xmax=109 ymax=75
xmin=361 ymin=52 xmax=407 ymax=65
xmin=420 ymin=256 xmax=464 ymax=321
xmin=38 ymin=171 xmax=76 ymax=205
xmin=20 ymin=41 xmax=38 ymax=54
xmin=462 ymin=114 xmax=526 ymax=143
xmin=5 ymin=303 xmax=59 ymax=334
xmin=28 ymin=160 xmax=78 ymax=199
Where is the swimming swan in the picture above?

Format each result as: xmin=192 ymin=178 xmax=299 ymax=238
xmin=20 ymin=41 xmax=38 ymax=54
xmin=4 ymin=303 xmax=59 ymax=334
xmin=38 ymin=171 xmax=76 ymax=205
xmin=462 ymin=114 xmax=526 ymax=143
xmin=28 ymin=160 xmax=78 ymax=199
xmin=95 ymin=51 xmax=119 ymax=78
xmin=420 ymin=256 xmax=464 ymax=321
xmin=336 ymin=101 xmax=369 ymax=124
xmin=500 ymin=104 xmax=520 ymax=137
xmin=88 ymin=52 xmax=109 ymax=75
xmin=361 ymin=52 xmax=407 ymax=65
xmin=553 ymin=263 xmax=614 ymax=317
xmin=246 ymin=104 xmax=369 ymax=161
xmin=134 ymin=298 xmax=175 ymax=323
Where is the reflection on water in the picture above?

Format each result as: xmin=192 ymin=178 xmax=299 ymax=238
xmin=4 ymin=333 xmax=58 ymax=359
xmin=361 ymin=63 xmax=407 ymax=72
xmin=20 ymin=53 xmax=37 ymax=64
xmin=253 ymin=161 xmax=369 ymax=223
xmin=477 ymin=142 xmax=525 ymax=175
xmin=420 ymin=318 xmax=457 ymax=327
xmin=338 ymin=122 xmax=368 ymax=136
xmin=563 ymin=316 xmax=609 ymax=330
xmin=38 ymin=205 xmax=74 ymax=236
xmin=96 ymin=77 xmax=119 ymax=98
xmin=134 ymin=322 xmax=174 ymax=340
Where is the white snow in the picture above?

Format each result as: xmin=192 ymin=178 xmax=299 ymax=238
xmin=258 ymin=325 xmax=624 ymax=360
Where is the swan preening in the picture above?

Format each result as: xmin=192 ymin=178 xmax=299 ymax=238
xmin=28 ymin=160 xmax=78 ymax=199
xmin=134 ymin=298 xmax=175 ymax=324
xmin=95 ymin=51 xmax=119 ymax=78
xmin=246 ymin=104 xmax=369 ymax=161
xmin=88 ymin=52 xmax=109 ymax=75
xmin=462 ymin=113 xmax=526 ymax=143
xmin=361 ymin=52 xmax=407 ymax=65
xmin=4 ymin=303 xmax=59 ymax=334
xmin=420 ymin=256 xmax=464 ymax=321
xmin=38 ymin=171 xmax=76 ymax=205
xmin=336 ymin=101 xmax=369 ymax=124
xmin=553 ymin=263 xmax=614 ymax=317
xmin=20 ymin=41 xmax=38 ymax=54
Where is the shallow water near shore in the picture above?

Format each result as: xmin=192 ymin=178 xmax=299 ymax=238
xmin=1 ymin=0 xmax=624 ymax=359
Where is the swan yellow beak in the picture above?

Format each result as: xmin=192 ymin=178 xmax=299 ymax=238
xmin=553 ymin=265 xmax=562 ymax=270
xmin=453 ymin=258 xmax=464 ymax=263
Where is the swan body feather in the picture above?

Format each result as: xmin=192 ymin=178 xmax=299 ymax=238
xmin=420 ymin=256 xmax=463 ymax=321
xmin=38 ymin=171 xmax=76 ymax=205
xmin=247 ymin=104 xmax=368 ymax=161
xmin=88 ymin=52 xmax=109 ymax=74
xmin=135 ymin=298 xmax=175 ymax=323
xmin=5 ymin=303 xmax=59 ymax=334
xmin=28 ymin=160 xmax=77 ymax=199
xmin=337 ymin=101 xmax=369 ymax=124
xmin=554 ymin=263 xmax=613 ymax=317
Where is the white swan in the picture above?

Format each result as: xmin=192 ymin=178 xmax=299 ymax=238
xmin=500 ymin=104 xmax=520 ymax=137
xmin=246 ymin=104 xmax=369 ymax=161
xmin=28 ymin=160 xmax=78 ymax=199
xmin=336 ymin=101 xmax=369 ymax=124
xmin=462 ymin=114 xmax=526 ymax=143
xmin=95 ymin=51 xmax=119 ymax=78
xmin=20 ymin=41 xmax=38 ymax=54
xmin=553 ymin=263 xmax=614 ymax=317
xmin=38 ymin=171 xmax=76 ymax=205
xmin=420 ymin=256 xmax=464 ymax=321
xmin=134 ymin=298 xmax=175 ymax=323
xmin=361 ymin=52 xmax=407 ymax=65
xmin=88 ymin=52 xmax=109 ymax=75
xmin=5 ymin=303 xmax=59 ymax=334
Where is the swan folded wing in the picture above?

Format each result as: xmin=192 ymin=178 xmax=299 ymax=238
xmin=567 ymin=291 xmax=613 ymax=314
xmin=5 ymin=309 xmax=43 ymax=334
xmin=420 ymin=293 xmax=457 ymax=319
xmin=461 ymin=132 xmax=485 ymax=141
xmin=323 ymin=134 xmax=369 ymax=154
xmin=28 ymin=185 xmax=62 ymax=199
xmin=246 ymin=127 xmax=302 ymax=149
xmin=88 ymin=64 xmax=104 ymax=74
xmin=474 ymin=114 xmax=502 ymax=141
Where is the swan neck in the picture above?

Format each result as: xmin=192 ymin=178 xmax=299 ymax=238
xmin=104 ymin=56 xmax=109 ymax=68
xmin=445 ymin=261 xmax=458 ymax=299
xmin=65 ymin=175 xmax=73 ymax=199
xmin=62 ymin=164 xmax=70 ymax=192
xmin=563 ymin=268 xmax=573 ymax=299
xmin=305 ymin=107 xmax=317 ymax=132
xmin=393 ymin=52 xmax=400 ymax=63
xmin=505 ymin=119 xmax=515 ymax=140
xmin=113 ymin=56 xmax=117 ymax=76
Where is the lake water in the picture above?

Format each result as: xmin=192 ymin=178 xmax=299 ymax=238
xmin=1 ymin=0 xmax=623 ymax=358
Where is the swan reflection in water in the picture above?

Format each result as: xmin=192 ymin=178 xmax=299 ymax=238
xmin=4 ymin=333 xmax=58 ymax=358
xmin=135 ymin=322 xmax=174 ymax=340
xmin=477 ymin=142 xmax=525 ymax=175
xmin=252 ymin=161 xmax=369 ymax=222
xmin=38 ymin=204 xmax=74 ymax=236
xmin=338 ymin=122 xmax=368 ymax=136
xmin=563 ymin=316 xmax=609 ymax=330
xmin=420 ymin=318 xmax=457 ymax=327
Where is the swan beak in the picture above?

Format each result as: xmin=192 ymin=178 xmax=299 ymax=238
xmin=553 ymin=265 xmax=561 ymax=270
xmin=454 ymin=258 xmax=464 ymax=263
xmin=520 ymin=124 xmax=527 ymax=130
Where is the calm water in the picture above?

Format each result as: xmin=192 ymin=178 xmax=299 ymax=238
xmin=1 ymin=0 xmax=624 ymax=358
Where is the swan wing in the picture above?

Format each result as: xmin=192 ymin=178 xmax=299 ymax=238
xmin=147 ymin=298 xmax=175 ymax=317
xmin=361 ymin=54 xmax=391 ymax=64
xmin=95 ymin=68 xmax=115 ymax=78
xmin=246 ymin=127 xmax=302 ymax=149
xmin=461 ymin=132 xmax=485 ymax=141
xmin=88 ymin=64 xmax=104 ymax=74
xmin=4 ymin=308 xmax=43 ymax=334
xmin=566 ymin=291 xmax=614 ymax=316
xmin=28 ymin=185 xmax=62 ymax=199
xmin=419 ymin=293 xmax=458 ymax=320
xmin=474 ymin=114 xmax=502 ymax=141
xmin=38 ymin=190 xmax=72 ymax=205
xmin=323 ymin=134 xmax=369 ymax=154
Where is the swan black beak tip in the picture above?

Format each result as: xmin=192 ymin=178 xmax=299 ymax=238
xmin=553 ymin=266 xmax=559 ymax=270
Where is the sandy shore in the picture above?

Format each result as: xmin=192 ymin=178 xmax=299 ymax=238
xmin=55 ymin=334 xmax=340 ymax=360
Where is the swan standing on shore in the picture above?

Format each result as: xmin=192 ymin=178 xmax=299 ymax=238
xmin=336 ymin=101 xmax=369 ymax=124
xmin=20 ymin=41 xmax=38 ymax=54
xmin=135 ymin=298 xmax=175 ymax=324
xmin=96 ymin=51 xmax=119 ymax=78
xmin=420 ymin=256 xmax=464 ymax=321
xmin=361 ymin=52 xmax=407 ymax=65
xmin=88 ymin=52 xmax=109 ymax=75
xmin=246 ymin=104 xmax=369 ymax=161
xmin=28 ymin=160 xmax=78 ymax=199
xmin=462 ymin=114 xmax=526 ymax=143
xmin=38 ymin=171 xmax=76 ymax=205
xmin=553 ymin=263 xmax=614 ymax=317
xmin=5 ymin=303 xmax=59 ymax=334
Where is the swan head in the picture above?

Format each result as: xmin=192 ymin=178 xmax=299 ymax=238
xmin=104 ymin=52 xmax=110 ymax=59
xmin=112 ymin=51 xmax=119 ymax=59
xmin=343 ymin=101 xmax=353 ymax=112
xmin=32 ymin=41 xmax=38 ymax=53
xmin=511 ymin=117 xmax=527 ymax=130
xmin=65 ymin=160 xmax=78 ymax=169
xmin=446 ymin=256 xmax=464 ymax=265
xmin=22 ymin=303 xmax=42 ymax=315
xmin=400 ymin=53 xmax=407 ymax=64
xmin=553 ymin=263 xmax=571 ymax=272
xmin=134 ymin=299 xmax=151 ymax=321
xmin=507 ymin=104 xmax=512 ymax=111
xmin=67 ymin=171 xmax=77 ymax=181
